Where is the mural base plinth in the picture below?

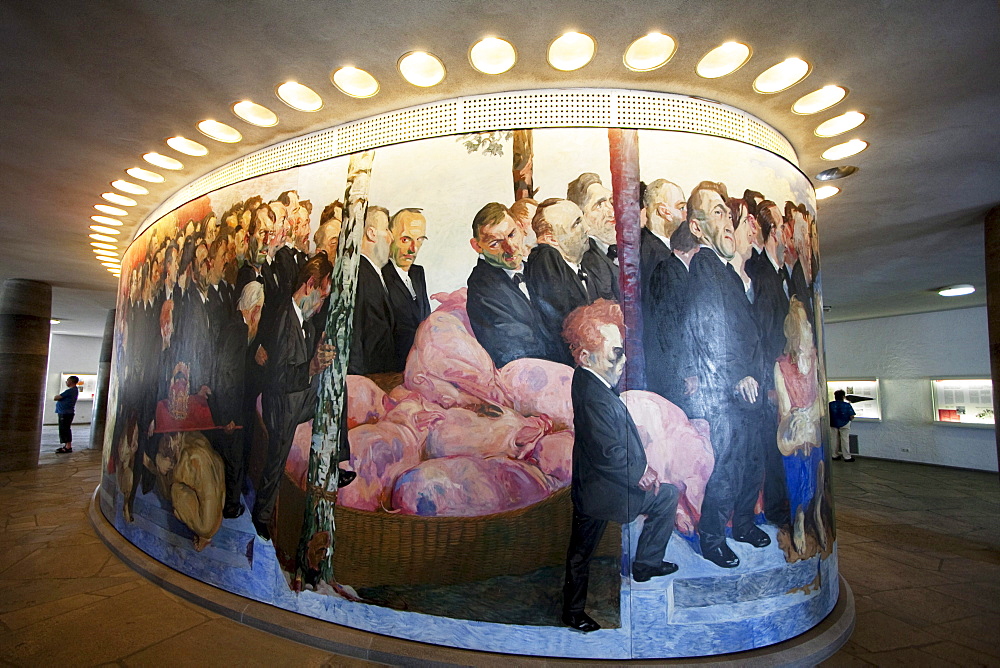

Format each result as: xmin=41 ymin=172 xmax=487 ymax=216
xmin=90 ymin=486 xmax=855 ymax=666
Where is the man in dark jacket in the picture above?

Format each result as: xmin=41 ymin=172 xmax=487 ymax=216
xmin=349 ymin=206 xmax=396 ymax=375
xmin=561 ymin=300 xmax=679 ymax=633
xmin=381 ymin=208 xmax=431 ymax=371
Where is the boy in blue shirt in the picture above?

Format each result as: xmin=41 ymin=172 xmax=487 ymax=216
xmin=829 ymin=389 xmax=856 ymax=462
xmin=54 ymin=376 xmax=80 ymax=453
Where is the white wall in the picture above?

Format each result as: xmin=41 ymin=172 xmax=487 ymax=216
xmin=824 ymin=306 xmax=998 ymax=471
xmin=43 ymin=334 xmax=102 ymax=425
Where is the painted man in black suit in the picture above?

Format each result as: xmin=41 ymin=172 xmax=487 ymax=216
xmin=750 ymin=201 xmax=793 ymax=527
xmin=253 ymin=254 xmax=336 ymax=540
xmin=684 ymin=182 xmax=771 ymax=569
xmin=524 ymin=198 xmax=595 ymax=365
xmin=640 ymin=179 xmax=693 ymax=405
xmin=348 ymin=206 xmax=396 ymax=375
xmin=561 ymin=300 xmax=679 ymax=633
xmin=568 ymin=173 xmax=620 ymax=301
xmin=466 ymin=202 xmax=550 ymax=368
xmin=381 ymin=208 xmax=430 ymax=371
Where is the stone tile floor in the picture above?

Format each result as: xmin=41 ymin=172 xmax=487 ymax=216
xmin=0 ymin=427 xmax=997 ymax=666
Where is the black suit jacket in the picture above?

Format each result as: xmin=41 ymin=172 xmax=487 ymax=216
xmin=262 ymin=298 xmax=320 ymax=440
xmin=749 ymin=252 xmax=789 ymax=389
xmin=639 ymin=227 xmax=672 ymax=302
xmin=581 ymin=238 xmax=620 ymax=302
xmin=349 ymin=257 xmax=396 ymax=375
xmin=466 ymin=258 xmax=549 ymax=369
xmin=685 ymin=249 xmax=764 ymax=415
xmin=381 ymin=261 xmax=431 ymax=372
xmin=788 ymin=259 xmax=814 ymax=327
xmin=570 ymin=367 xmax=649 ymax=523
xmin=645 ymin=250 xmax=693 ymax=402
xmin=524 ymin=243 xmax=593 ymax=365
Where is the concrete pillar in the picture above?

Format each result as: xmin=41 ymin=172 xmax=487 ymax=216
xmin=984 ymin=205 xmax=1000 ymax=472
xmin=89 ymin=308 xmax=116 ymax=451
xmin=0 ymin=279 xmax=51 ymax=471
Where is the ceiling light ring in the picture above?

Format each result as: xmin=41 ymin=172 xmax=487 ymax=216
xmin=331 ymin=66 xmax=380 ymax=98
xmin=547 ymin=31 xmax=597 ymax=72
xmin=752 ymin=57 xmax=812 ymax=94
xmin=623 ymin=32 xmax=678 ymax=72
xmin=468 ymin=37 xmax=518 ymax=75
xmin=696 ymin=41 xmax=753 ymax=79
xmin=275 ymin=81 xmax=324 ymax=112
xmin=791 ymin=85 xmax=849 ymax=115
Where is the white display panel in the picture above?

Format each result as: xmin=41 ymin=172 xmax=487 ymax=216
xmin=932 ymin=378 xmax=994 ymax=425
xmin=827 ymin=379 xmax=881 ymax=420
xmin=61 ymin=373 xmax=97 ymax=401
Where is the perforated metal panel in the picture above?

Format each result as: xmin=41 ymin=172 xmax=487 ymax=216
xmin=138 ymin=89 xmax=796 ymax=236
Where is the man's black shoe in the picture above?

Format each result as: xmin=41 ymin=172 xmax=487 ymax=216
xmin=632 ymin=561 xmax=679 ymax=582
xmin=703 ymin=544 xmax=740 ymax=568
xmin=562 ymin=611 xmax=601 ymax=633
xmin=338 ymin=469 xmax=357 ymax=488
xmin=734 ymin=525 xmax=771 ymax=548
xmin=252 ymin=518 xmax=271 ymax=541
xmin=222 ymin=503 xmax=245 ymax=519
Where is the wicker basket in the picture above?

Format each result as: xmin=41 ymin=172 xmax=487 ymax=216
xmin=332 ymin=486 xmax=620 ymax=588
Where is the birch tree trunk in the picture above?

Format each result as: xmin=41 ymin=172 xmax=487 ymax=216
xmin=296 ymin=150 xmax=374 ymax=591
xmin=512 ymin=129 xmax=535 ymax=200
xmin=608 ymin=129 xmax=645 ymax=390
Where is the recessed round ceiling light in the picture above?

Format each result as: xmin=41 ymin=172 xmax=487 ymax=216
xmin=623 ymin=32 xmax=676 ymax=72
xmin=696 ymin=42 xmax=751 ymax=78
xmin=143 ymin=152 xmax=183 ymax=170
xmin=753 ymin=57 xmax=810 ymax=93
xmin=90 ymin=224 xmax=121 ymax=235
xmin=469 ymin=37 xmax=517 ymax=74
xmin=815 ymin=111 xmax=867 ymax=137
xmin=166 ymin=136 xmax=208 ymax=156
xmin=275 ymin=81 xmax=323 ymax=111
xmin=90 ymin=233 xmax=118 ymax=243
xmin=50 ymin=319 xmax=61 ymax=324
xmin=108 ymin=269 xmax=121 ymax=275
xmin=233 ymin=100 xmax=279 ymax=127
xmin=100 ymin=258 xmax=121 ymax=265
xmin=93 ymin=249 xmax=119 ymax=257
xmin=938 ymin=284 xmax=975 ymax=297
xmin=126 ymin=167 xmax=164 ymax=183
xmin=816 ymin=165 xmax=859 ymax=181
xmin=102 ymin=192 xmax=138 ymax=207
xmin=547 ymin=31 xmax=596 ymax=71
xmin=397 ymin=51 xmax=447 ymax=87
xmin=792 ymin=85 xmax=847 ymax=114
xmin=197 ymin=119 xmax=243 ymax=143
xmin=110 ymin=180 xmax=148 ymax=196
xmin=90 ymin=241 xmax=118 ymax=250
xmin=815 ymin=186 xmax=841 ymax=199
xmin=91 ymin=215 xmax=123 ymax=227
xmin=822 ymin=139 xmax=869 ymax=160
xmin=331 ymin=66 xmax=380 ymax=98
xmin=94 ymin=204 xmax=127 ymax=216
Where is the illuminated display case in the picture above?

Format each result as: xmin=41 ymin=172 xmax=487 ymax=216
xmin=827 ymin=379 xmax=881 ymax=421
xmin=931 ymin=378 xmax=995 ymax=425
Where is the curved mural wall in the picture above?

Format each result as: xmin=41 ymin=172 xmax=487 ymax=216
xmin=100 ymin=104 xmax=836 ymax=659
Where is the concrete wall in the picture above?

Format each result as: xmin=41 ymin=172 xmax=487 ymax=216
xmin=43 ymin=334 xmax=102 ymax=425
xmin=824 ymin=306 xmax=997 ymax=471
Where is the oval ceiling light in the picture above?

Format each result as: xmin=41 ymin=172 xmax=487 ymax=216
xmin=398 ymin=51 xmax=446 ymax=87
xmin=547 ymin=31 xmax=596 ymax=71
xmin=469 ymin=37 xmax=517 ymax=74
xmin=753 ymin=57 xmax=810 ymax=93
xmin=815 ymin=186 xmax=841 ymax=199
xmin=938 ymin=284 xmax=975 ymax=297
xmin=143 ymin=152 xmax=184 ymax=170
xmin=91 ymin=215 xmax=123 ymax=227
xmin=94 ymin=204 xmax=127 ymax=216
xmin=197 ymin=119 xmax=243 ymax=143
xmin=90 ymin=224 xmax=121 ymax=235
xmin=90 ymin=233 xmax=118 ymax=243
xmin=232 ymin=100 xmax=279 ymax=127
xmin=166 ymin=136 xmax=208 ymax=156
xmin=331 ymin=66 xmax=380 ymax=98
xmin=624 ymin=32 xmax=676 ymax=72
xmin=93 ymin=249 xmax=119 ymax=257
xmin=275 ymin=81 xmax=323 ymax=111
xmin=815 ymin=111 xmax=867 ymax=137
xmin=102 ymin=192 xmax=138 ymax=207
xmin=816 ymin=165 xmax=859 ymax=181
xmin=696 ymin=42 xmax=752 ymax=78
xmin=126 ymin=167 xmax=164 ymax=183
xmin=90 ymin=241 xmax=118 ymax=250
xmin=111 ymin=180 xmax=148 ymax=196
xmin=792 ymin=85 xmax=847 ymax=114
xmin=822 ymin=139 xmax=869 ymax=160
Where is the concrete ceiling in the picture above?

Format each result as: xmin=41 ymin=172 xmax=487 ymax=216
xmin=2 ymin=0 xmax=998 ymax=336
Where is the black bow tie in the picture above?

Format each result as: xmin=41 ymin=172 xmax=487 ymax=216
xmin=511 ymin=273 xmax=524 ymax=286
xmin=577 ymin=268 xmax=589 ymax=283
xmin=607 ymin=244 xmax=618 ymax=261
